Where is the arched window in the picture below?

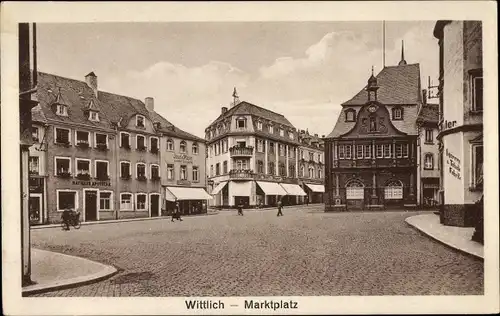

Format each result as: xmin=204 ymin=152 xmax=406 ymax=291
xmin=180 ymin=141 xmax=187 ymax=153
xmin=308 ymin=166 xmax=314 ymax=178
xmin=392 ymin=106 xmax=404 ymax=120
xmin=300 ymin=165 xmax=305 ymax=177
xmin=384 ymin=180 xmax=403 ymax=200
xmin=424 ymin=153 xmax=434 ymax=169
xmin=166 ymin=139 xmax=174 ymax=151
xmin=346 ymin=180 xmax=364 ymax=200
xmin=345 ymin=109 xmax=356 ymax=122
xmin=192 ymin=142 xmax=199 ymax=155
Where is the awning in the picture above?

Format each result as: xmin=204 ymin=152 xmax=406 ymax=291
xmin=165 ymin=187 xmax=213 ymax=201
xmin=305 ymin=183 xmax=325 ymax=193
xmin=256 ymin=181 xmax=287 ymax=196
xmin=279 ymin=183 xmax=307 ymax=196
xmin=230 ymin=181 xmax=253 ymax=196
xmin=211 ymin=181 xmax=228 ymax=195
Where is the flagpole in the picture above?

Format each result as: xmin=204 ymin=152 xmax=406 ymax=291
xmin=383 ymin=20 xmax=386 ymax=68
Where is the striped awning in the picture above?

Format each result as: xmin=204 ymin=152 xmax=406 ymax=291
xmin=279 ymin=183 xmax=307 ymax=196
xmin=305 ymin=183 xmax=325 ymax=193
xmin=211 ymin=181 xmax=228 ymax=195
xmin=230 ymin=181 xmax=253 ymax=197
xmin=256 ymin=181 xmax=287 ymax=195
xmin=165 ymin=187 xmax=213 ymax=201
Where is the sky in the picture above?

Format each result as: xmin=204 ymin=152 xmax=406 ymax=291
xmin=37 ymin=21 xmax=439 ymax=138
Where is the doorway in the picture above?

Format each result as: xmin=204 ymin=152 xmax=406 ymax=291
xmin=29 ymin=194 xmax=43 ymax=224
xmin=150 ymin=194 xmax=160 ymax=217
xmin=85 ymin=190 xmax=98 ymax=221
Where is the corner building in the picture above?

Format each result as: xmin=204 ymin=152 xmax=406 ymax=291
xmin=324 ymin=59 xmax=420 ymax=211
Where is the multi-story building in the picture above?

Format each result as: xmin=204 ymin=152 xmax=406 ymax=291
xmin=434 ymin=21 xmax=483 ymax=227
xmin=206 ymin=99 xmax=308 ymax=208
xmin=324 ymin=55 xmax=420 ymax=211
xmin=31 ymin=71 xmax=209 ymax=224
xmin=29 ymin=108 xmax=48 ymax=225
xmin=416 ymin=99 xmax=440 ymax=207
xmin=297 ymin=130 xmax=325 ymax=203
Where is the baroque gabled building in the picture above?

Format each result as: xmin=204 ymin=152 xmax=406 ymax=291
xmin=324 ymin=56 xmax=421 ymax=211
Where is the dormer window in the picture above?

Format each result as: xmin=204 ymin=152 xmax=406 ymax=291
xmin=257 ymin=121 xmax=263 ymax=131
xmin=56 ymin=104 xmax=68 ymax=116
xmin=345 ymin=109 xmax=356 ymax=122
xmin=289 ymin=131 xmax=294 ymax=139
xmin=392 ymin=107 xmax=404 ymax=120
xmin=89 ymin=111 xmax=99 ymax=122
xmin=279 ymin=128 xmax=284 ymax=137
xmin=136 ymin=115 xmax=145 ymax=128
xmin=269 ymin=125 xmax=274 ymax=134
xmin=237 ymin=118 xmax=246 ymax=129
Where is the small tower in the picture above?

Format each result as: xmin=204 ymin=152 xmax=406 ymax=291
xmin=231 ymin=87 xmax=240 ymax=107
xmin=366 ymin=66 xmax=379 ymax=102
xmin=398 ymin=40 xmax=407 ymax=66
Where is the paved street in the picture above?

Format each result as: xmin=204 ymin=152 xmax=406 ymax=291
xmin=29 ymin=206 xmax=483 ymax=296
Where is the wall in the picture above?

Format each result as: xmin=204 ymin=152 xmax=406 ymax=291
xmin=442 ymin=132 xmax=464 ymax=205
xmin=463 ymin=21 xmax=483 ymax=126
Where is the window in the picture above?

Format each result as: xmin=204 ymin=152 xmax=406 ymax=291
xmin=180 ymin=141 xmax=187 ymax=153
xmin=257 ymin=139 xmax=264 ymax=152
xmin=472 ymin=145 xmax=483 ymax=188
xmin=424 ymin=153 xmax=434 ymax=169
xmin=309 ymin=166 xmax=314 ymax=178
xmin=257 ymin=161 xmax=264 ymax=173
xmin=136 ymin=115 xmax=145 ymax=127
xmin=57 ymin=191 xmax=76 ymax=211
xmin=345 ymin=109 xmax=356 ymax=122
xmin=120 ymin=132 xmax=130 ymax=149
xmin=136 ymin=163 xmax=146 ymax=180
xmin=237 ymin=118 xmax=246 ymax=129
xmin=29 ymin=156 xmax=39 ymax=174
xmin=76 ymin=131 xmax=90 ymax=147
xmin=280 ymin=144 xmax=285 ymax=156
xmin=279 ymin=163 xmax=286 ymax=176
xmin=289 ymin=132 xmax=294 ymax=139
xmin=193 ymin=166 xmax=199 ymax=182
xmin=392 ymin=107 xmax=403 ymax=120
xmin=309 ymin=152 xmax=314 ymax=162
xmin=120 ymin=193 xmax=133 ymax=210
xmin=356 ymin=145 xmax=363 ymax=159
xmin=338 ymin=146 xmax=345 ymax=159
xmin=136 ymin=135 xmax=146 ymax=151
xmin=99 ymin=192 xmax=112 ymax=210
xmin=56 ymin=104 xmax=68 ymax=116
xmin=76 ymin=159 xmax=91 ymax=179
xmin=166 ymin=139 xmax=174 ymax=151
xmin=95 ymin=133 xmax=108 ymax=150
xmin=384 ymin=144 xmax=392 ymax=158
xmin=215 ymin=163 xmax=220 ymax=176
xmin=89 ymin=111 xmax=99 ymax=122
xmin=223 ymin=161 xmax=228 ymax=174
xmin=290 ymin=147 xmax=295 ymax=159
xmin=167 ymin=164 xmax=174 ymax=180
xmin=150 ymin=137 xmax=159 ymax=153
xmin=471 ymin=73 xmax=483 ymax=111
xmin=223 ymin=139 xmax=228 ymax=153
xmin=192 ymin=143 xmax=199 ymax=155
xmin=365 ymin=145 xmax=372 ymax=158
xmin=345 ymin=145 xmax=352 ymax=159
xmin=180 ymin=165 xmax=187 ymax=180
xmin=257 ymin=121 xmax=263 ymax=130
xmin=210 ymin=165 xmax=214 ymax=177
xmin=269 ymin=125 xmax=274 ymax=134
xmin=300 ymin=149 xmax=304 ymax=159
xmin=55 ymin=128 xmax=70 ymax=145
xmin=120 ymin=161 xmax=131 ymax=179
xmin=425 ymin=129 xmax=433 ymax=143
xmin=376 ymin=144 xmax=383 ymax=158
xmin=32 ymin=127 xmax=39 ymax=142
xmin=318 ymin=169 xmax=322 ymax=179
xmin=269 ymin=142 xmax=275 ymax=154
xmin=289 ymin=165 xmax=295 ymax=177
xmin=300 ymin=165 xmax=305 ymax=177
xmin=279 ymin=128 xmax=284 ymax=137
xmin=385 ymin=181 xmax=403 ymax=200
xmin=136 ymin=194 xmax=147 ymax=210
xmin=268 ymin=162 xmax=275 ymax=175
xmin=402 ymin=144 xmax=409 ymax=158
xmin=95 ymin=160 xmax=109 ymax=180
xmin=346 ymin=181 xmax=364 ymax=200
xmin=55 ymin=157 xmax=71 ymax=177
xmin=151 ymin=164 xmax=160 ymax=180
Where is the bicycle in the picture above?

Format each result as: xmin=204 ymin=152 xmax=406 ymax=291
xmin=61 ymin=210 xmax=82 ymax=230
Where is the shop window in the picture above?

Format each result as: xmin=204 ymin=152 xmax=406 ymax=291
xmin=257 ymin=160 xmax=264 ymax=173
xmin=120 ymin=162 xmax=131 ymax=179
xmin=180 ymin=165 xmax=187 ymax=180
xmin=136 ymin=163 xmax=147 ymax=180
xmin=180 ymin=141 xmax=187 ymax=153
xmin=345 ymin=109 xmax=356 ymax=122
xmin=95 ymin=161 xmax=109 ymax=180
xmin=55 ymin=128 xmax=70 ymax=145
xmin=76 ymin=131 xmax=90 ymax=147
xmin=76 ymin=159 xmax=91 ymax=179
xmin=99 ymin=192 xmax=112 ymax=210
xmin=150 ymin=137 xmax=159 ymax=153
xmin=364 ymin=144 xmax=372 ymax=158
xmin=136 ymin=115 xmax=145 ymax=128
xmin=120 ymin=193 xmax=133 ymax=210
xmin=472 ymin=145 xmax=483 ymax=189
xmin=29 ymin=156 xmax=39 ymax=175
xmin=57 ymin=191 xmax=76 ymax=211
xmin=384 ymin=181 xmax=403 ymax=200
xmin=192 ymin=143 xmax=199 ymax=155
xmin=425 ymin=129 xmax=433 ymax=144
xmin=32 ymin=127 xmax=39 ymax=142
xmin=151 ymin=165 xmax=160 ymax=180
xmin=167 ymin=164 xmax=174 ymax=180
xmin=120 ymin=132 xmax=130 ymax=149
xmin=136 ymin=135 xmax=146 ymax=151
xmin=95 ymin=133 xmax=108 ymax=150
xmin=424 ymin=153 xmax=434 ymax=169
xmin=192 ymin=166 xmax=199 ymax=182
xmin=136 ymin=194 xmax=147 ymax=210
xmin=55 ymin=157 xmax=71 ymax=177
xmin=166 ymin=139 xmax=174 ymax=151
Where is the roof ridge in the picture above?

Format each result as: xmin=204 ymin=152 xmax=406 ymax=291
xmin=241 ymin=101 xmax=286 ymax=118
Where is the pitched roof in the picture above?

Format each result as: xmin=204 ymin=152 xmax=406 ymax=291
xmin=417 ymin=103 xmax=439 ymax=124
xmin=342 ymin=63 xmax=421 ymax=106
xmin=31 ymin=104 xmax=47 ymax=123
xmin=149 ymin=111 xmax=205 ymax=142
xmin=208 ymin=101 xmax=294 ymax=129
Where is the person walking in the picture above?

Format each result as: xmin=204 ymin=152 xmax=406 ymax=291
xmin=172 ymin=201 xmax=183 ymax=222
xmin=305 ymin=195 xmax=309 ymax=206
xmin=277 ymin=198 xmax=283 ymax=217
xmin=237 ymin=201 xmax=244 ymax=216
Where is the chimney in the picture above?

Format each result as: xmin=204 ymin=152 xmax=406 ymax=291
xmin=322 ymin=135 xmax=325 ymax=138
xmin=145 ymin=97 xmax=154 ymax=112
xmin=314 ymin=133 xmax=318 ymax=137
xmin=85 ymin=72 xmax=98 ymax=98
xmin=221 ymin=106 xmax=228 ymax=114
xmin=422 ymin=89 xmax=427 ymax=105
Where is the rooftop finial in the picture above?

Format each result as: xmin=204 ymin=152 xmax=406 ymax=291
xmin=398 ymin=40 xmax=407 ymax=66
xmin=231 ymin=87 xmax=240 ymax=107
xmin=371 ymin=65 xmax=374 ymax=76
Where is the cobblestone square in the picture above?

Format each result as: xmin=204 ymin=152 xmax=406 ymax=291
xmin=30 ymin=207 xmax=483 ymax=296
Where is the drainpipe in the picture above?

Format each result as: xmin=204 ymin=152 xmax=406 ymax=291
xmin=114 ymin=126 xmax=119 ymax=220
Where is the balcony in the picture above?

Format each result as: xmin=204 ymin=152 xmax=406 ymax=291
xmin=229 ymin=146 xmax=253 ymax=157
xmin=229 ymin=169 xmax=255 ymax=180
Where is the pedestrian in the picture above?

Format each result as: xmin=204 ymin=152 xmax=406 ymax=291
xmin=277 ymin=198 xmax=283 ymax=217
xmin=172 ymin=201 xmax=183 ymax=222
xmin=61 ymin=208 xmax=72 ymax=231
xmin=237 ymin=201 xmax=244 ymax=216
xmin=305 ymin=195 xmax=309 ymax=206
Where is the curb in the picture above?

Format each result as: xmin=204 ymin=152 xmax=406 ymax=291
xmin=31 ymin=211 xmax=220 ymax=230
xmin=23 ymin=249 xmax=119 ymax=296
xmin=404 ymin=217 xmax=484 ymax=261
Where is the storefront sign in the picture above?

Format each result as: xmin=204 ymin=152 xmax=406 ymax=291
xmin=173 ymin=154 xmax=193 ymax=163
xmin=71 ymin=180 xmax=111 ymax=186
xmin=445 ymin=149 xmax=461 ymax=180
xmin=439 ymin=120 xmax=457 ymax=132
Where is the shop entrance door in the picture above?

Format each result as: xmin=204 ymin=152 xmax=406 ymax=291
xmin=29 ymin=194 xmax=43 ymax=224
xmin=150 ymin=195 xmax=159 ymax=217
xmin=85 ymin=190 xmax=98 ymax=221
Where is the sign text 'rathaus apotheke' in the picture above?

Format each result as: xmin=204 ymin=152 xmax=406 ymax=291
xmin=72 ymin=180 xmax=111 ymax=187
